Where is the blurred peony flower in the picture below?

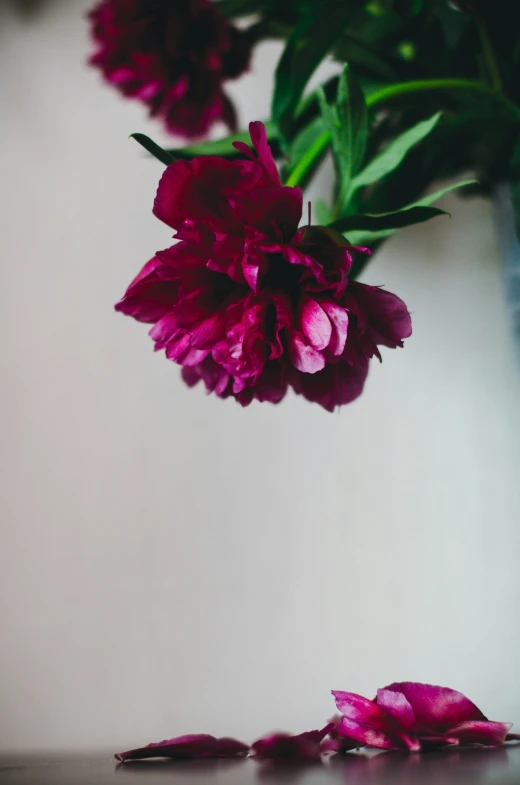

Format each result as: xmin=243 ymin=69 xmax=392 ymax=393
xmin=116 ymin=121 xmax=411 ymax=410
xmin=251 ymin=723 xmax=334 ymax=760
xmin=88 ymin=0 xmax=251 ymax=138
xmin=333 ymin=682 xmax=520 ymax=751
xmin=115 ymin=733 xmax=249 ymax=761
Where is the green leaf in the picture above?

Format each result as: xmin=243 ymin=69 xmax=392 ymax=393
xmin=330 ymin=205 xmax=447 ymax=233
xmin=350 ymin=112 xmax=442 ymax=191
xmin=332 ymin=39 xmax=398 ymax=81
xmin=130 ymin=133 xmax=175 ymax=166
xmin=315 ymin=199 xmax=332 ymax=225
xmin=336 ymin=65 xmax=368 ymax=183
xmin=343 ymin=228 xmax=395 ymax=246
xmin=409 ymin=179 xmax=478 ymax=208
xmin=166 ymin=120 xmax=278 ymax=159
xmin=340 ymin=178 xmax=477 ymax=246
xmin=215 ymin=0 xmax=261 ymax=18
xmin=272 ymin=0 xmax=362 ymax=141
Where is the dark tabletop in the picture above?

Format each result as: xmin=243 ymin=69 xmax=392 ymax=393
xmin=1 ymin=746 xmax=520 ymax=785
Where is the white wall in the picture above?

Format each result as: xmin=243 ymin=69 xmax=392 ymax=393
xmin=1 ymin=0 xmax=519 ymax=753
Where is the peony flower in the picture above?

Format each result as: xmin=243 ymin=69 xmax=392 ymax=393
xmin=251 ymin=723 xmax=334 ymax=760
xmin=333 ymin=682 xmax=520 ymax=751
xmin=88 ymin=0 xmax=251 ymax=138
xmin=115 ymin=733 xmax=249 ymax=761
xmin=116 ymin=121 xmax=412 ymax=411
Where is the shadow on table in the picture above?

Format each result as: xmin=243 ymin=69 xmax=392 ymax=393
xmin=115 ymin=757 xmax=248 ymax=779
xmin=255 ymin=746 xmax=513 ymax=785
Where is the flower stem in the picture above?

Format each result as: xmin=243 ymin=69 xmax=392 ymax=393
xmin=285 ymin=131 xmax=331 ymax=188
xmin=285 ymin=79 xmax=520 ymax=189
xmin=474 ymin=13 xmax=503 ymax=92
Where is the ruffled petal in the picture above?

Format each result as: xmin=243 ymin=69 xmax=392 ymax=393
xmin=153 ymin=157 xmax=243 ymax=232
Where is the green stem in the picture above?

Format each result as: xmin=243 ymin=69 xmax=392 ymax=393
xmin=474 ymin=14 xmax=503 ymax=91
xmin=285 ymin=78 xmax=520 ymax=188
xmin=366 ymin=78 xmax=518 ymax=114
xmin=285 ymin=130 xmax=331 ymax=188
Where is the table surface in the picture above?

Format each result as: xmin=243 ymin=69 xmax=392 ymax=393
xmin=1 ymin=746 xmax=520 ymax=785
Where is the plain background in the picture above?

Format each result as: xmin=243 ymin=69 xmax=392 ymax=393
xmin=1 ymin=0 xmax=520 ymax=753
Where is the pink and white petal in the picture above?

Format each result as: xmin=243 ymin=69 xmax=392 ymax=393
xmin=321 ymin=302 xmax=348 ymax=355
xmin=337 ymin=718 xmax=403 ymax=751
xmin=333 ymin=692 xmax=388 ymax=727
xmin=376 ymin=688 xmax=416 ymax=732
xmin=288 ymin=333 xmax=326 ymax=373
xmin=300 ymin=296 xmax=332 ymax=350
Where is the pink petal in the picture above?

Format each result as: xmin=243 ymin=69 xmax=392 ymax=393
xmin=383 ymin=682 xmax=487 ymax=732
xmin=376 ymin=688 xmax=416 ymax=732
xmin=337 ymin=717 xmax=408 ymax=751
xmin=348 ymin=283 xmax=412 ymax=347
xmin=115 ymin=734 xmax=249 ymax=762
xmin=300 ymin=296 xmax=331 ymax=351
xmin=333 ymin=692 xmax=387 ymax=726
xmin=252 ymin=723 xmax=333 ymax=761
xmin=448 ymin=721 xmax=512 ymax=746
xmin=114 ymin=257 xmax=179 ymax=324
xmin=149 ymin=313 xmax=179 ymax=349
xmin=189 ymin=312 xmax=223 ymax=349
xmin=248 ymin=121 xmax=281 ymax=186
xmin=153 ymin=157 xmax=242 ymax=232
xmin=320 ymin=301 xmax=348 ymax=355
xmin=288 ymin=333 xmax=325 ymax=374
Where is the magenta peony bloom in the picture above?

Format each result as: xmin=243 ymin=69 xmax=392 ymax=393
xmin=88 ymin=0 xmax=251 ymax=138
xmin=333 ymin=682 xmax=519 ymax=751
xmin=115 ymin=733 xmax=249 ymax=761
xmin=251 ymin=723 xmax=334 ymax=760
xmin=116 ymin=121 xmax=412 ymax=410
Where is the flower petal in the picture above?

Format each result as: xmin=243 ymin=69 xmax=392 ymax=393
xmin=153 ymin=157 xmax=243 ymax=232
xmin=348 ymin=283 xmax=412 ymax=347
xmin=252 ymin=724 xmax=333 ymax=761
xmin=114 ymin=257 xmax=179 ymax=323
xmin=300 ymin=296 xmax=332 ymax=351
xmin=115 ymin=734 xmax=249 ymax=762
xmin=448 ymin=721 xmax=512 ymax=746
xmin=321 ymin=301 xmax=348 ymax=355
xmin=383 ymin=682 xmax=487 ymax=732
xmin=333 ymin=691 xmax=389 ymax=727
xmin=376 ymin=688 xmax=416 ymax=732
xmin=288 ymin=333 xmax=326 ymax=374
xmin=337 ymin=718 xmax=407 ymax=751
xmin=248 ymin=121 xmax=281 ymax=186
